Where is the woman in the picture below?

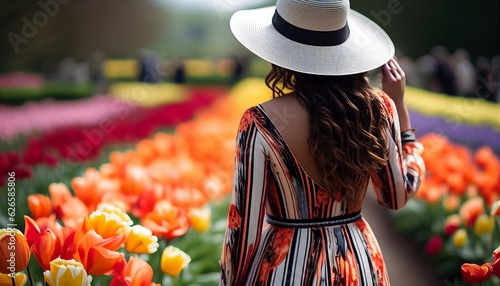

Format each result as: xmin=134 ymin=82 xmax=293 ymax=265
xmin=220 ymin=0 xmax=425 ymax=285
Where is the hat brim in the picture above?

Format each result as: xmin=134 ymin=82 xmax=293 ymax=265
xmin=230 ymin=6 xmax=395 ymax=76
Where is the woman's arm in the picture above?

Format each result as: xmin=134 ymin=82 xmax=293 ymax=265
xmin=220 ymin=109 xmax=269 ymax=285
xmin=371 ymin=58 xmax=426 ymax=210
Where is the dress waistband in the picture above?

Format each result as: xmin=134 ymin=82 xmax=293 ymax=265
xmin=265 ymin=211 xmax=362 ymax=228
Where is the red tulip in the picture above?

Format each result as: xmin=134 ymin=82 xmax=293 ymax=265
xmin=141 ymin=200 xmax=189 ymax=241
xmin=24 ymin=216 xmax=61 ymax=270
xmin=443 ymin=214 xmax=461 ymax=236
xmin=461 ymin=263 xmax=492 ymax=283
xmin=424 ymin=235 xmax=443 ymax=256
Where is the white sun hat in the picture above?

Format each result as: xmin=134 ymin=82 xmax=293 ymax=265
xmin=230 ymin=0 xmax=395 ymax=76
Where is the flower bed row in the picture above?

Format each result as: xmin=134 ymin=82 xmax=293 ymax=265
xmin=0 ymin=85 xmax=226 ymax=187
xmin=391 ymin=134 xmax=500 ymax=284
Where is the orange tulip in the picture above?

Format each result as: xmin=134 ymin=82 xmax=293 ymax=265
xmin=110 ymin=256 xmax=157 ymax=286
xmin=71 ymin=168 xmax=114 ymax=211
xmin=48 ymin=183 xmax=89 ymax=227
xmin=59 ymin=197 xmax=90 ymax=228
xmin=123 ymin=165 xmax=151 ymax=196
xmin=442 ymin=194 xmax=460 ymax=212
xmin=109 ymin=150 xmax=142 ymax=179
xmin=99 ymin=163 xmax=119 ymax=178
xmin=200 ymin=173 xmax=232 ymax=200
xmin=445 ymin=173 xmax=466 ymax=195
xmin=24 ymin=216 xmax=61 ymax=270
xmin=136 ymin=139 xmax=156 ymax=164
xmin=475 ymin=146 xmax=495 ymax=167
xmin=142 ymin=200 xmax=190 ymax=241
xmin=0 ymin=228 xmax=30 ymax=274
xmin=27 ymin=194 xmax=52 ymax=220
xmin=168 ymin=187 xmax=207 ymax=209
xmin=72 ymin=218 xmax=124 ymax=275
xmin=461 ymin=263 xmax=492 ymax=284
xmin=459 ymin=197 xmax=485 ymax=228
xmin=49 ymin=182 xmax=73 ymax=217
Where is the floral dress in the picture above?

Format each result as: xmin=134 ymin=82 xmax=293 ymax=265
xmin=219 ymin=91 xmax=425 ymax=286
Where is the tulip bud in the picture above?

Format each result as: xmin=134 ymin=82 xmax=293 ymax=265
xmin=424 ymin=235 xmax=443 ymax=255
xmin=473 ymin=214 xmax=495 ymax=235
xmin=188 ymin=207 xmax=212 ymax=233
xmin=452 ymin=229 xmax=468 ymax=248
xmin=125 ymin=225 xmax=159 ymax=254
xmin=443 ymin=214 xmax=461 ymax=236
xmin=0 ymin=228 xmax=31 ymax=274
xmin=161 ymin=246 xmax=191 ymax=276
xmin=27 ymin=194 xmax=52 ymax=220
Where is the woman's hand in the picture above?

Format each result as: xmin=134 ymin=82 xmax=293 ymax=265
xmin=382 ymin=57 xmax=412 ymax=131
xmin=382 ymin=58 xmax=406 ymax=104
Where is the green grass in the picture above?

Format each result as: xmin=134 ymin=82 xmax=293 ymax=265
xmin=0 ymin=82 xmax=94 ymax=105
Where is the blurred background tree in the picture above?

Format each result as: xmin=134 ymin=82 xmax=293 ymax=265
xmin=0 ymin=0 xmax=498 ymax=73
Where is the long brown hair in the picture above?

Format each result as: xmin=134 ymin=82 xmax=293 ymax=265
xmin=265 ymin=64 xmax=389 ymax=201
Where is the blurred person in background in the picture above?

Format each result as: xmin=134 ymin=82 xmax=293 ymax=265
xmin=431 ymin=46 xmax=457 ymax=96
xmin=452 ymin=49 xmax=476 ymax=97
xmin=475 ymin=57 xmax=496 ymax=102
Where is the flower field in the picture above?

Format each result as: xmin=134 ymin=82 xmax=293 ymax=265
xmin=1 ymin=79 xmax=499 ymax=285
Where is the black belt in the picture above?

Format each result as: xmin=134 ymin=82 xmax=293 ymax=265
xmin=266 ymin=212 xmax=362 ymax=228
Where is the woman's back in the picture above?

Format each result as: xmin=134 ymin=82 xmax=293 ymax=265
xmin=220 ymin=88 xmax=425 ymax=285
xmin=260 ymin=94 xmax=325 ymax=188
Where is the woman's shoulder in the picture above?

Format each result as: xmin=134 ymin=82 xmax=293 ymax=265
xmin=238 ymin=104 xmax=267 ymax=127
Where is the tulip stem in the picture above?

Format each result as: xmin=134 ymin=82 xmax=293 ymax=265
xmin=11 ymin=275 xmax=16 ymax=286
xmin=26 ymin=265 xmax=34 ymax=286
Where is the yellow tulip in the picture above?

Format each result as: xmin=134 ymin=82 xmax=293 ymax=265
xmin=188 ymin=208 xmax=212 ymax=233
xmin=87 ymin=205 xmax=133 ymax=239
xmin=473 ymin=214 xmax=495 ymax=235
xmin=0 ymin=273 xmax=27 ymax=286
xmin=452 ymin=229 xmax=468 ymax=248
xmin=44 ymin=258 xmax=92 ymax=286
xmin=125 ymin=225 xmax=159 ymax=254
xmin=161 ymin=246 xmax=191 ymax=276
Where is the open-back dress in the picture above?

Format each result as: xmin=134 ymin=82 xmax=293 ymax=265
xmin=219 ymin=91 xmax=425 ymax=285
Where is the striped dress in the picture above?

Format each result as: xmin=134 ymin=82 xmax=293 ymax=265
xmin=220 ymin=92 xmax=425 ymax=286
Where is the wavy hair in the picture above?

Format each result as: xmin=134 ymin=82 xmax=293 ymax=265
xmin=265 ymin=64 xmax=389 ymax=201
